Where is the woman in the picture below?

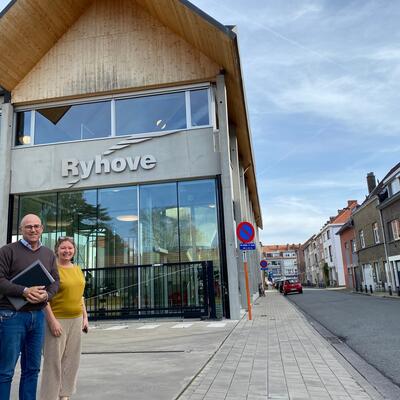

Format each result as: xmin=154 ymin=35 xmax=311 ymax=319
xmin=40 ymin=237 xmax=89 ymax=400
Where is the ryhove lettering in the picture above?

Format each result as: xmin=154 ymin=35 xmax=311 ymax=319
xmin=62 ymin=154 xmax=157 ymax=180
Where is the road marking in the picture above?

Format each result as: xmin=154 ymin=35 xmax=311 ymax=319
xmin=171 ymin=323 xmax=193 ymax=329
xmin=207 ymin=322 xmax=226 ymax=328
xmin=104 ymin=325 xmax=128 ymax=331
xmin=137 ymin=324 xmax=160 ymax=330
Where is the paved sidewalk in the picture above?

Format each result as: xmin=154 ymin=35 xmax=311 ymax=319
xmin=178 ymin=291 xmax=381 ymax=400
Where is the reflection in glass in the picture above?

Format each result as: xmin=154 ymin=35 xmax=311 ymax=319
xmin=139 ymin=183 xmax=179 ymax=311
xmin=18 ymin=193 xmax=58 ymax=250
xmin=13 ymin=178 xmax=221 ymax=317
xmin=190 ymin=89 xmax=210 ymax=127
xmin=34 ymin=102 xmax=111 ymax=144
xmin=178 ymin=180 xmax=220 ymax=309
xmin=15 ymin=111 xmax=32 ymax=145
xmin=58 ymin=190 xmax=98 ymax=270
xmin=98 ymin=187 xmax=138 ymax=267
xmin=139 ymin=183 xmax=179 ymax=264
xmin=178 ymin=180 xmax=218 ymax=262
xmin=116 ymin=92 xmax=186 ymax=136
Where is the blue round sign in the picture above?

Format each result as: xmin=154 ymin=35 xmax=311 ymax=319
xmin=236 ymin=221 xmax=255 ymax=243
xmin=260 ymin=260 xmax=268 ymax=268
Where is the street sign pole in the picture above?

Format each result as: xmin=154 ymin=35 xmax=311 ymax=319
xmin=242 ymin=251 xmax=252 ymax=320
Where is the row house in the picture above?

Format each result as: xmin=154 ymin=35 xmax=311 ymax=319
xmin=262 ymin=244 xmax=301 ymax=280
xmin=321 ymin=200 xmax=358 ymax=286
xmin=377 ymin=164 xmax=400 ymax=288
xmin=336 ymin=219 xmax=358 ymax=289
xmin=338 ymin=163 xmax=400 ymax=291
xmin=303 ymin=235 xmax=320 ymax=284
xmin=302 ymin=201 xmax=358 ymax=286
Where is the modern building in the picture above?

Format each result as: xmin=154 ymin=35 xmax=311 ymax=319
xmin=0 ymin=0 xmax=262 ymax=320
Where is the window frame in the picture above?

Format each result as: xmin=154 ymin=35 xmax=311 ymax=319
xmin=13 ymin=84 xmax=213 ymax=148
xmin=372 ymin=222 xmax=380 ymax=244
xmin=359 ymin=230 xmax=365 ymax=249
xmin=390 ymin=219 xmax=400 ymax=241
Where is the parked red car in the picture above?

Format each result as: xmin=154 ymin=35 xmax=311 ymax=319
xmin=283 ymin=279 xmax=303 ymax=295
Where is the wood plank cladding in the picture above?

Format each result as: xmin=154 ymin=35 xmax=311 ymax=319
xmin=135 ymin=1 xmax=261 ymax=227
xmin=12 ymin=0 xmax=220 ymax=104
xmin=0 ymin=0 xmax=262 ymax=227
xmin=0 ymin=0 xmax=92 ymax=91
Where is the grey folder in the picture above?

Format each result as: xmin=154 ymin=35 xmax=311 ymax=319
xmin=7 ymin=260 xmax=55 ymax=310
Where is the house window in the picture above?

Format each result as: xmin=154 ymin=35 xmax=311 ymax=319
xmin=390 ymin=219 xmax=400 ymax=240
xmin=327 ymin=230 xmax=330 ymax=240
xmin=372 ymin=222 xmax=380 ymax=244
xmin=15 ymin=87 xmax=212 ymax=146
xmin=389 ymin=178 xmax=400 ymax=196
xmin=359 ymin=230 xmax=365 ymax=248
xmin=328 ymin=245 xmax=333 ymax=262
xmin=351 ymin=239 xmax=356 ymax=253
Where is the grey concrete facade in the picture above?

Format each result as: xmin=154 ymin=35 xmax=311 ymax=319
xmin=0 ymin=102 xmax=13 ymax=246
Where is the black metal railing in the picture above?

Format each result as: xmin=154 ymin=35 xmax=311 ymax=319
xmin=82 ymin=261 xmax=214 ymax=320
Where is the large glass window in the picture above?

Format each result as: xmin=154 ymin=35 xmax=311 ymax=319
xmin=58 ymin=190 xmax=98 ymax=269
xmin=15 ymin=111 xmax=32 ymax=145
xmin=139 ymin=183 xmax=179 ymax=264
xmin=178 ymin=179 xmax=220 ymax=311
xmin=98 ymin=186 xmax=138 ymax=267
xmin=34 ymin=102 xmax=111 ymax=144
xmin=190 ymin=89 xmax=209 ymax=127
xmin=12 ymin=179 xmax=221 ymax=316
xmin=18 ymin=193 xmax=58 ymax=250
xmin=116 ymin=92 xmax=186 ymax=136
xmin=178 ymin=180 xmax=218 ymax=263
xmin=15 ymin=87 xmax=212 ymax=146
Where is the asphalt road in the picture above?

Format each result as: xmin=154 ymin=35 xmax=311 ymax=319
xmin=287 ymin=289 xmax=400 ymax=387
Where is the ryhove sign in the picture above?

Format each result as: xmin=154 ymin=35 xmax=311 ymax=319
xmin=62 ymin=154 xmax=157 ymax=180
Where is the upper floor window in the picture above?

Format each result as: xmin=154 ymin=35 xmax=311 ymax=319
xmin=390 ymin=219 xmax=400 ymax=241
xmin=351 ymin=239 xmax=356 ymax=253
xmin=389 ymin=177 xmax=400 ymax=197
xmin=359 ymin=230 xmax=365 ymax=248
xmin=372 ymin=222 xmax=380 ymax=244
xmin=328 ymin=245 xmax=333 ymax=262
xmin=327 ymin=230 xmax=330 ymax=240
xmin=15 ymin=87 xmax=211 ymax=146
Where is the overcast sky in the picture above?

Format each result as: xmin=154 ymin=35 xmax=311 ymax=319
xmin=1 ymin=0 xmax=399 ymax=245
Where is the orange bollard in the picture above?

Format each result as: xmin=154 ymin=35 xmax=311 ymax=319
xmin=243 ymin=251 xmax=252 ymax=320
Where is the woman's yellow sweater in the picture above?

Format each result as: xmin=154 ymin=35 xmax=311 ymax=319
xmin=50 ymin=265 xmax=85 ymax=318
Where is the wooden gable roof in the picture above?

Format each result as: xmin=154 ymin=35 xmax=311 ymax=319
xmin=0 ymin=0 xmax=262 ymax=228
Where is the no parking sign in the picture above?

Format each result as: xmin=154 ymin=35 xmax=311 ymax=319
xmin=236 ymin=221 xmax=255 ymax=243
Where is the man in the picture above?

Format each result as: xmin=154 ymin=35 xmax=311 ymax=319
xmin=0 ymin=214 xmax=60 ymax=400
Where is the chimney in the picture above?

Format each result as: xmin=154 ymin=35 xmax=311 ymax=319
xmin=347 ymin=200 xmax=356 ymax=207
xmin=367 ymin=172 xmax=376 ymax=193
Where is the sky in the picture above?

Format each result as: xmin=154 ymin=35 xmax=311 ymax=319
xmin=1 ymin=0 xmax=400 ymax=245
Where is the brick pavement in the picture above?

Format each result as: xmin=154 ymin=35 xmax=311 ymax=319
xmin=178 ymin=291 xmax=380 ymax=400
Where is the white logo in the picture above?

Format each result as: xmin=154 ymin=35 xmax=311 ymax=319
xmin=61 ymin=135 xmax=159 ymax=187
